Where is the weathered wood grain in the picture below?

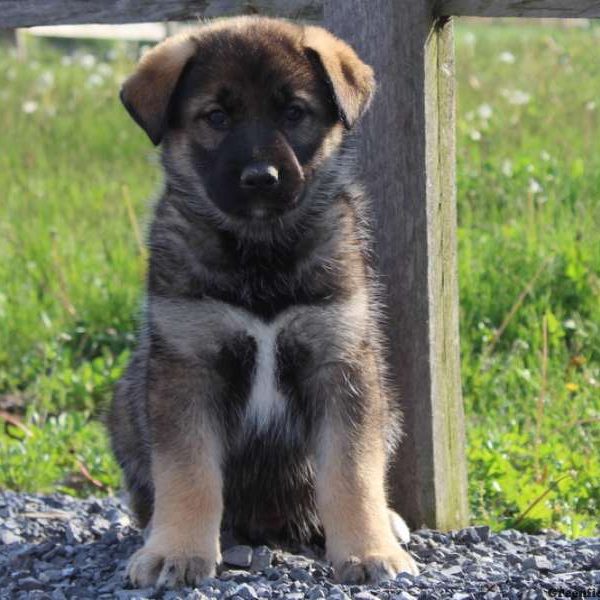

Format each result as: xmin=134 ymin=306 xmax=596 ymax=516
xmin=324 ymin=0 xmax=468 ymax=530
xmin=0 ymin=0 xmax=322 ymax=28
xmin=437 ymin=0 xmax=600 ymax=18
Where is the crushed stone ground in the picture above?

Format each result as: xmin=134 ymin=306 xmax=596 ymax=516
xmin=0 ymin=492 xmax=598 ymax=599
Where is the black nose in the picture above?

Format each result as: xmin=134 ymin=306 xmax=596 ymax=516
xmin=240 ymin=162 xmax=279 ymax=189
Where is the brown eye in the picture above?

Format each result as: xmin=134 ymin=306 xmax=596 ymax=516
xmin=284 ymin=104 xmax=305 ymax=123
xmin=206 ymin=109 xmax=229 ymax=129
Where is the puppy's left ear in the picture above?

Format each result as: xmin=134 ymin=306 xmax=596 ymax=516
xmin=303 ymin=26 xmax=375 ymax=129
xmin=120 ymin=33 xmax=198 ymax=145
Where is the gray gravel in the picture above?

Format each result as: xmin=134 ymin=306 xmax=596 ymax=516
xmin=0 ymin=491 xmax=598 ymax=599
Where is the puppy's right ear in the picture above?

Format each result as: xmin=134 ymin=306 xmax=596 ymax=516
xmin=120 ymin=33 xmax=197 ymax=145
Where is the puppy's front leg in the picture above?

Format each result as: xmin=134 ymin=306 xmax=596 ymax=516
xmin=127 ymin=429 xmax=223 ymax=589
xmin=315 ymin=364 xmax=418 ymax=584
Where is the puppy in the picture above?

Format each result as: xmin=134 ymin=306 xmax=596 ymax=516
xmin=109 ymin=16 xmax=418 ymax=589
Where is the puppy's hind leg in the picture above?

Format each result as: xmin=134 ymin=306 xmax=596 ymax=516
xmin=388 ymin=509 xmax=411 ymax=544
xmin=108 ymin=343 xmax=156 ymax=530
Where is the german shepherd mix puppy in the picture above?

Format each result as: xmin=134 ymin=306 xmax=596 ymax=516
xmin=109 ymin=16 xmax=418 ymax=589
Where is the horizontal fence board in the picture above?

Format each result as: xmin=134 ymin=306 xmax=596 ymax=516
xmin=0 ymin=0 xmax=323 ymax=28
xmin=437 ymin=0 xmax=600 ymax=18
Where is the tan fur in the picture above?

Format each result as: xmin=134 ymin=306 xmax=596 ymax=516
xmin=303 ymin=122 xmax=345 ymax=178
xmin=316 ymin=425 xmax=418 ymax=580
xmin=120 ymin=33 xmax=198 ymax=144
xmin=312 ymin=341 xmax=417 ymax=580
xmin=127 ymin=429 xmax=223 ymax=588
xmin=303 ymin=26 xmax=376 ymax=128
xmin=319 ymin=123 xmax=344 ymax=161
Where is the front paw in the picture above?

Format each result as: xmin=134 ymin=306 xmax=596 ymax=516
xmin=126 ymin=546 xmax=216 ymax=589
xmin=335 ymin=547 xmax=418 ymax=584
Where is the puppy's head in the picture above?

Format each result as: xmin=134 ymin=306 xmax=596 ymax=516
xmin=121 ymin=17 xmax=374 ymax=229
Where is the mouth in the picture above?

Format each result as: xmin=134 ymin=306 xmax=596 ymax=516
xmin=205 ymin=184 xmax=309 ymax=231
xmin=249 ymin=206 xmax=273 ymax=220
xmin=241 ymin=190 xmax=304 ymax=222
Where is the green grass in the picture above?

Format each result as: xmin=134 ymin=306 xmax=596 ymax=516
xmin=0 ymin=24 xmax=598 ymax=534
xmin=456 ymin=22 xmax=600 ymax=536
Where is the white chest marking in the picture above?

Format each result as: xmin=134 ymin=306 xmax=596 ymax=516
xmin=245 ymin=317 xmax=287 ymax=432
xmin=217 ymin=306 xmax=297 ymax=433
xmin=153 ymin=295 xmax=365 ymax=433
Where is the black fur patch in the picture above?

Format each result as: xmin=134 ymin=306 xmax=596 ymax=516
xmin=213 ymin=333 xmax=257 ymax=433
xmin=275 ymin=333 xmax=319 ymax=432
xmin=223 ymin=432 xmax=323 ymax=547
xmin=204 ymin=232 xmax=350 ymax=320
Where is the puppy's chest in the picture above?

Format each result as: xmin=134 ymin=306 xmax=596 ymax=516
xmin=152 ymin=297 xmax=366 ymax=433
xmin=203 ymin=261 xmax=347 ymax=322
xmin=217 ymin=314 xmax=305 ymax=434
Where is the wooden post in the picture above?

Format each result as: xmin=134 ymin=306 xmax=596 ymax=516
xmin=324 ymin=0 xmax=468 ymax=530
xmin=0 ymin=28 xmax=17 ymax=45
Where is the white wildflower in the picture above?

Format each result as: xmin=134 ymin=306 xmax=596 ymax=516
xmin=463 ymin=32 xmax=476 ymax=46
xmin=38 ymin=71 xmax=55 ymax=89
xmin=528 ymin=179 xmax=542 ymax=194
xmin=477 ymin=103 xmax=493 ymax=120
xmin=79 ymin=53 xmax=96 ymax=69
xmin=499 ymin=51 xmax=516 ymax=64
xmin=86 ymin=73 xmax=104 ymax=87
xmin=22 ymin=100 xmax=39 ymax=114
xmin=586 ymin=100 xmax=596 ymax=111
xmin=502 ymin=89 xmax=531 ymax=106
xmin=469 ymin=130 xmax=482 ymax=142
xmin=501 ymin=159 xmax=513 ymax=177
xmin=468 ymin=75 xmax=481 ymax=90
xmin=540 ymin=151 xmax=551 ymax=162
xmin=97 ymin=63 xmax=113 ymax=77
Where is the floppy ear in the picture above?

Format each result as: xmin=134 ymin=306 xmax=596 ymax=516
xmin=303 ymin=26 xmax=375 ymax=129
xmin=120 ymin=33 xmax=198 ymax=145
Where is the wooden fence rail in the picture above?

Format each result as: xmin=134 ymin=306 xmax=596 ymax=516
xmin=3 ymin=0 xmax=596 ymax=530
xmin=3 ymin=0 xmax=600 ymax=28
xmin=0 ymin=1 xmax=322 ymax=28
xmin=436 ymin=1 xmax=600 ymax=18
